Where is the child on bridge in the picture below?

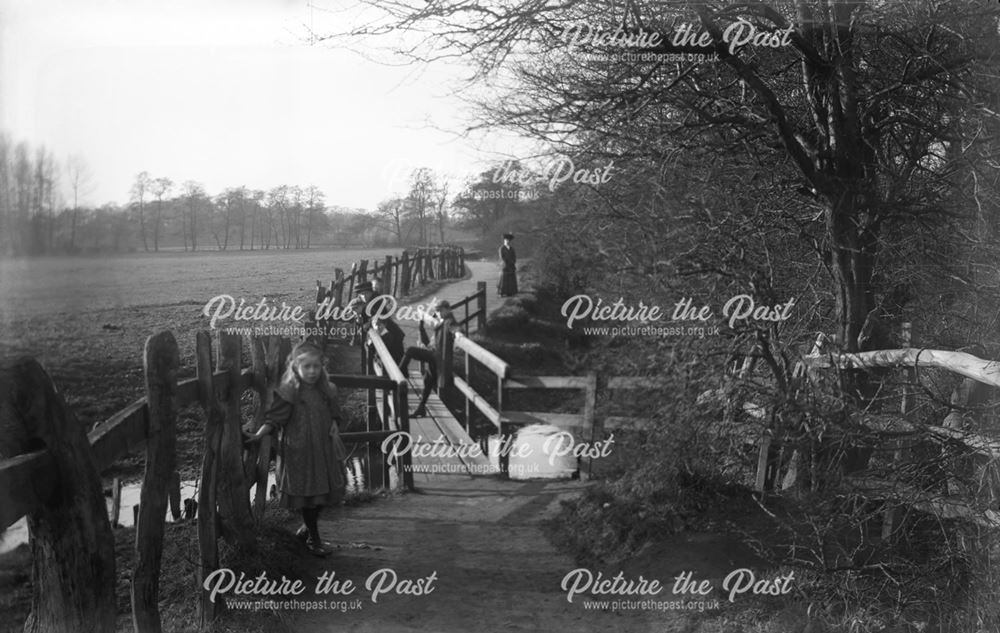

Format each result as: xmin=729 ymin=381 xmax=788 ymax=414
xmin=244 ymin=341 xmax=347 ymax=557
xmin=399 ymin=300 xmax=456 ymax=418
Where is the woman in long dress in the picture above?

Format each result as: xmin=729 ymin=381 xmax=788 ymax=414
xmin=498 ymin=233 xmax=518 ymax=297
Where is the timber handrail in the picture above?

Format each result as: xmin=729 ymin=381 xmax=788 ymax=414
xmin=454 ymin=331 xmax=510 ymax=378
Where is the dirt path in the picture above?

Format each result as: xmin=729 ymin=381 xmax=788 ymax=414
xmin=288 ymin=477 xmax=687 ymax=632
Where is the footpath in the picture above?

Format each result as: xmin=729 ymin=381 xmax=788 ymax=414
xmin=285 ymin=261 xmax=688 ymax=632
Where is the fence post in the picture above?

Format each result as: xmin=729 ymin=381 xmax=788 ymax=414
xmin=217 ymin=332 xmax=255 ymax=548
xmin=400 ymin=252 xmax=410 ymax=296
xmin=498 ymin=375 xmax=509 ymax=479
xmin=383 ymin=255 xmax=393 ymax=297
xmin=396 ymin=382 xmax=415 ymax=491
xmin=476 ymin=281 xmax=487 ymax=333
xmin=168 ymin=470 xmax=181 ymax=521
xmin=581 ymin=372 xmax=598 ymax=480
xmin=333 ymin=268 xmax=345 ymax=308
xmin=438 ymin=322 xmax=455 ymax=393
xmin=132 ymin=331 xmax=180 ymax=633
xmin=249 ymin=336 xmax=273 ymax=521
xmin=110 ymin=477 xmax=123 ymax=527
xmin=195 ymin=331 xmax=223 ymax=623
xmin=0 ymin=359 xmax=116 ymax=633
xmin=347 ymin=262 xmax=358 ymax=298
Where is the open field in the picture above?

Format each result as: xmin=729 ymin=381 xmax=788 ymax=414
xmin=0 ymin=247 xmax=396 ymax=440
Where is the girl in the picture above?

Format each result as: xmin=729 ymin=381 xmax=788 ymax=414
xmin=245 ymin=341 xmax=347 ymax=556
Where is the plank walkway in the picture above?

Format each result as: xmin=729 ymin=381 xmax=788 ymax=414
xmin=398 ymin=261 xmax=499 ymax=482
xmin=299 ymin=260 xmax=688 ymax=632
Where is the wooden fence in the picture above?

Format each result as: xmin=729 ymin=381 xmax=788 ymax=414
xmin=315 ymin=246 xmax=465 ymax=310
xmin=0 ymin=327 xmax=413 ymax=633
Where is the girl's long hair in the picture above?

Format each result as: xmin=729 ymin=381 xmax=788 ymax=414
xmin=276 ymin=341 xmax=338 ymax=403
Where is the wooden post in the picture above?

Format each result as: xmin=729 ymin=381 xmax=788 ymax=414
xmin=347 ymin=262 xmax=358 ymax=298
xmin=132 ymin=331 xmax=180 ymax=633
xmin=168 ymin=470 xmax=182 ymax=521
xmin=383 ymin=255 xmax=393 ymax=297
xmin=333 ymin=268 xmax=345 ymax=308
xmin=358 ymin=259 xmax=368 ymax=285
xmin=365 ymin=340 xmax=378 ymax=490
xmin=439 ymin=323 xmax=455 ymax=393
xmin=581 ymin=373 xmax=598 ymax=480
xmin=464 ymin=352 xmax=471 ymax=431
xmin=368 ymin=386 xmax=387 ymax=491
xmin=754 ymin=430 xmax=773 ymax=493
xmin=396 ymin=382 xmax=414 ymax=491
xmin=249 ymin=336 xmax=273 ymax=521
xmin=476 ymin=281 xmax=487 ymax=333
xmin=217 ymin=332 xmax=255 ymax=548
xmin=0 ymin=359 xmax=116 ymax=633
xmin=497 ymin=375 xmax=509 ymax=479
xmin=110 ymin=477 xmax=123 ymax=528
xmin=195 ymin=331 xmax=223 ymax=622
xmin=400 ymin=252 xmax=411 ymax=296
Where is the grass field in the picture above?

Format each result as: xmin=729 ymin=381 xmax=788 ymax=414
xmin=0 ymin=247 xmax=396 ymax=430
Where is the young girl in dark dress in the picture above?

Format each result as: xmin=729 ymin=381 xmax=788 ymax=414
xmin=245 ymin=341 xmax=347 ymax=556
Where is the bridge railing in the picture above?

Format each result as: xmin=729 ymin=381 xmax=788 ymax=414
xmin=450 ymin=281 xmax=488 ymax=335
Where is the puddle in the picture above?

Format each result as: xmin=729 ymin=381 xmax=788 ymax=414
xmin=1 ymin=457 xmax=369 ymax=555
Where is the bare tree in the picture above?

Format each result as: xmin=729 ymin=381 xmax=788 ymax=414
xmin=148 ymin=177 xmax=172 ymax=252
xmin=376 ymin=197 xmax=408 ymax=246
xmin=65 ymin=155 xmax=92 ymax=252
xmin=130 ymin=172 xmax=152 ymax=252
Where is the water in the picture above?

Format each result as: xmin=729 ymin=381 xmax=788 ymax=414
xmin=487 ymin=424 xmax=578 ymax=480
xmin=0 ymin=457 xmax=368 ymax=555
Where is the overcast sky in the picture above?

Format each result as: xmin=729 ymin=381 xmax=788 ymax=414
xmin=0 ymin=0 xmax=528 ymax=210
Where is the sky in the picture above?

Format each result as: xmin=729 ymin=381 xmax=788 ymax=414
xmin=0 ymin=0 xmax=530 ymax=210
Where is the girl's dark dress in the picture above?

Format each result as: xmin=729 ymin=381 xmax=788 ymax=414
xmin=498 ymin=244 xmax=518 ymax=296
xmin=266 ymin=381 xmax=347 ymax=509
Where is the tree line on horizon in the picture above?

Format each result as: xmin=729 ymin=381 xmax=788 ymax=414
xmin=0 ymin=132 xmax=548 ymax=257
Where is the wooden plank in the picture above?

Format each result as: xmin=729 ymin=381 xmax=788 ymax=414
xmin=329 ymin=373 xmax=396 ymax=390
xmin=607 ymin=376 xmax=662 ymax=389
xmin=367 ymin=329 xmax=408 ymax=385
xmin=603 ymin=416 xmax=651 ymax=431
xmin=0 ymin=450 xmax=56 ymax=531
xmin=454 ymin=376 xmax=500 ymax=428
xmin=217 ymin=332 xmax=254 ymax=547
xmin=502 ymin=411 xmax=587 ymax=437
xmin=454 ymin=332 xmax=509 ymax=378
xmin=196 ymin=331 xmax=223 ymax=623
xmin=168 ymin=470 xmax=182 ymax=521
xmin=110 ymin=477 xmax=123 ymax=528
xmin=132 ymin=331 xmax=180 ymax=633
xmin=176 ymin=376 xmax=199 ymax=406
xmin=505 ymin=375 xmax=594 ymax=390
xmin=476 ymin=281 xmax=487 ymax=333
xmin=88 ymin=399 xmax=148 ymax=473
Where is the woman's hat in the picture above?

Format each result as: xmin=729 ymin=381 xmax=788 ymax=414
xmin=502 ymin=233 xmax=515 ymax=240
xmin=354 ymin=281 xmax=374 ymax=294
